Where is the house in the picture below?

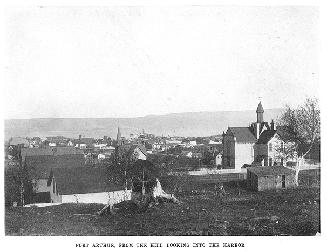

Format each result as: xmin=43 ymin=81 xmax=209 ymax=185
xmin=247 ymin=166 xmax=296 ymax=191
xmin=74 ymin=137 xmax=95 ymax=149
xmin=192 ymin=152 xmax=203 ymax=159
xmin=52 ymin=167 xmax=131 ymax=204
xmin=23 ymin=151 xmax=86 ymax=203
xmin=97 ymin=152 xmax=112 ymax=160
xmin=207 ymin=140 xmax=222 ymax=153
xmin=8 ymin=137 xmax=30 ymax=148
xmin=181 ymin=151 xmax=193 ymax=158
xmin=115 ymin=127 xmax=147 ymax=161
xmin=98 ymin=153 xmax=106 ymax=160
xmin=215 ymin=153 xmax=222 ymax=166
xmin=222 ymin=102 xmax=292 ymax=171
xmin=118 ymin=144 xmax=148 ymax=161
xmin=253 ymin=128 xmax=291 ymax=166
xmin=93 ymin=143 xmax=108 ymax=150
xmin=222 ymin=127 xmax=256 ymax=170
xmin=76 ymin=143 xmax=87 ymax=149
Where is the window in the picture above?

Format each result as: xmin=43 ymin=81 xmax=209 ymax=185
xmin=268 ymin=143 xmax=273 ymax=152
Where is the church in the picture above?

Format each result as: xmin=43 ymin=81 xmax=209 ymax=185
xmin=222 ymin=102 xmax=287 ymax=171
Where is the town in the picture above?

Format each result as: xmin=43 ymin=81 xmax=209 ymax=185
xmin=4 ymin=100 xmax=320 ymax=236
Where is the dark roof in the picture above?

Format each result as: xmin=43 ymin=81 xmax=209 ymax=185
xmin=227 ymin=127 xmax=257 ymax=143
xmin=21 ymin=147 xmax=83 ymax=161
xmin=9 ymin=137 xmax=29 ymax=146
xmin=257 ymin=130 xmax=277 ymax=144
xmin=79 ymin=138 xmax=95 ymax=145
xmin=118 ymin=144 xmax=148 ymax=157
xmin=46 ymin=136 xmax=68 ymax=143
xmin=53 ymin=167 xmax=124 ymax=195
xmin=248 ymin=166 xmax=295 ymax=177
xmin=25 ymin=154 xmax=85 ymax=179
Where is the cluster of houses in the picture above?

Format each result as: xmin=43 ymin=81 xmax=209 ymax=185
xmin=5 ymin=102 xmax=315 ymax=207
xmin=15 ymin=141 xmax=148 ymax=205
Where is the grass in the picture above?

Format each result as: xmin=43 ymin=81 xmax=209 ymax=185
xmin=5 ymin=180 xmax=320 ymax=236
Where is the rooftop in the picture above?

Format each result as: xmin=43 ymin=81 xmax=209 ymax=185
xmin=53 ymin=167 xmax=124 ymax=195
xmin=21 ymin=147 xmax=83 ymax=161
xmin=248 ymin=166 xmax=295 ymax=177
xmin=227 ymin=127 xmax=257 ymax=143
xmin=257 ymin=130 xmax=277 ymax=144
xmin=25 ymin=154 xmax=85 ymax=179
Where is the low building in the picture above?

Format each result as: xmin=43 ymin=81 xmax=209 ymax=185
xmin=247 ymin=166 xmax=296 ymax=191
xmin=24 ymin=153 xmax=86 ymax=203
xmin=215 ymin=153 xmax=222 ymax=166
xmin=8 ymin=137 xmax=30 ymax=148
xmin=53 ymin=167 xmax=131 ymax=204
xmin=181 ymin=151 xmax=193 ymax=158
xmin=117 ymin=144 xmax=148 ymax=161
xmin=207 ymin=140 xmax=222 ymax=153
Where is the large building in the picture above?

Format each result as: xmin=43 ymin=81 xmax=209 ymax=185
xmin=222 ymin=102 xmax=289 ymax=171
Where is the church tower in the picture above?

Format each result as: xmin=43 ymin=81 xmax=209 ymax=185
xmin=256 ymin=101 xmax=264 ymax=123
xmin=250 ymin=101 xmax=266 ymax=139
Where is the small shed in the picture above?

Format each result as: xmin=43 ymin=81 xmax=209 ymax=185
xmin=247 ymin=166 xmax=296 ymax=191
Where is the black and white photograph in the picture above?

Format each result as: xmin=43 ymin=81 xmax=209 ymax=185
xmin=1 ymin=0 xmax=324 ymax=248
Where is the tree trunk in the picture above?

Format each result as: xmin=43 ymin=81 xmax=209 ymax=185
xmin=294 ymin=156 xmax=304 ymax=186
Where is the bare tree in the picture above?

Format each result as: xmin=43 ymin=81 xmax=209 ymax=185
xmin=277 ymin=97 xmax=320 ymax=186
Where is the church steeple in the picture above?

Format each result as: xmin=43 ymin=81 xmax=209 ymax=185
xmin=256 ymin=101 xmax=264 ymax=123
xmin=117 ymin=127 xmax=122 ymax=146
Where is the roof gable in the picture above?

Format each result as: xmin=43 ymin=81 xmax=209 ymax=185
xmin=228 ymin=127 xmax=256 ymax=143
xmin=257 ymin=130 xmax=277 ymax=144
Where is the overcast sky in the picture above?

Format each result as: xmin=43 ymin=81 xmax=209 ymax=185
xmin=4 ymin=6 xmax=319 ymax=119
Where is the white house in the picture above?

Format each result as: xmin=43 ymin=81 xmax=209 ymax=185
xmin=98 ymin=153 xmax=106 ymax=160
xmin=222 ymin=102 xmax=293 ymax=171
xmin=75 ymin=143 xmax=87 ymax=149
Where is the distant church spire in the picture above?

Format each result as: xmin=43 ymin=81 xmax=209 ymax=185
xmin=256 ymin=101 xmax=264 ymax=123
xmin=117 ymin=127 xmax=122 ymax=146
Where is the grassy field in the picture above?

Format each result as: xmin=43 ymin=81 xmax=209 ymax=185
xmin=5 ymin=179 xmax=320 ymax=236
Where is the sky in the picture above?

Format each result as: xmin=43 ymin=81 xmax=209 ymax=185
xmin=4 ymin=6 xmax=319 ymax=119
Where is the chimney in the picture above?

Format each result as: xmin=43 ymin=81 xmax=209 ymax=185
xmin=271 ymin=120 xmax=276 ymax=131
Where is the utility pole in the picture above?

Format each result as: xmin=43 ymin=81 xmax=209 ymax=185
xmin=142 ymin=168 xmax=145 ymax=196
xmin=19 ymin=153 xmax=24 ymax=206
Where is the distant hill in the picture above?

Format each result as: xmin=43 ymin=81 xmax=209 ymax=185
xmin=4 ymin=108 xmax=283 ymax=140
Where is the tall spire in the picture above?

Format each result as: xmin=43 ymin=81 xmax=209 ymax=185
xmin=256 ymin=101 xmax=264 ymax=123
xmin=117 ymin=127 xmax=122 ymax=146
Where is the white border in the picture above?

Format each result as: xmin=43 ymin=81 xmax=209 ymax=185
xmin=0 ymin=1 xmax=326 ymax=250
